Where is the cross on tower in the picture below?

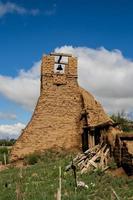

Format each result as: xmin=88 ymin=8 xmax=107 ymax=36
xmin=56 ymin=55 xmax=63 ymax=71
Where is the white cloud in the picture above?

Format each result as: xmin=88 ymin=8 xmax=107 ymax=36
xmin=0 ymin=112 xmax=17 ymax=120
xmin=0 ymin=1 xmax=39 ymax=17
xmin=0 ymin=122 xmax=25 ymax=138
xmin=55 ymin=46 xmax=133 ymax=114
xmin=0 ymin=61 xmax=41 ymax=111
xmin=0 ymin=46 xmax=133 ymax=115
xmin=1 ymin=45 xmax=133 ymax=138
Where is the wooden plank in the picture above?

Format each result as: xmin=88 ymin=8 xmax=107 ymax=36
xmin=55 ymin=62 xmax=68 ymax=65
xmin=57 ymin=166 xmax=62 ymax=200
xmin=3 ymin=153 xmax=6 ymax=165
xmin=88 ymin=160 xmax=97 ymax=168
xmin=50 ymin=52 xmax=72 ymax=57
xmin=66 ymin=144 xmax=111 ymax=174
xmin=100 ymin=150 xmax=104 ymax=169
xmin=111 ymin=187 xmax=120 ymax=200
xmin=104 ymin=148 xmax=109 ymax=156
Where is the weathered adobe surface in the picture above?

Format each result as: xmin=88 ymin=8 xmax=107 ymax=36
xmin=10 ymin=54 xmax=112 ymax=161
xmin=80 ymin=87 xmax=113 ymax=127
xmin=113 ymin=134 xmax=133 ymax=175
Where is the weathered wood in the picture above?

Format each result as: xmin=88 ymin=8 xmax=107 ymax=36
xmin=57 ymin=166 xmax=61 ymax=200
xmin=66 ymin=144 xmax=110 ymax=174
xmin=88 ymin=160 xmax=98 ymax=168
xmin=3 ymin=153 xmax=6 ymax=165
xmin=111 ymin=187 xmax=120 ymax=200
xmin=55 ymin=61 xmax=68 ymax=65
xmin=50 ymin=52 xmax=72 ymax=57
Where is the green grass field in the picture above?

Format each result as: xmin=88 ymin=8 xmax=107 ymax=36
xmin=0 ymin=151 xmax=133 ymax=200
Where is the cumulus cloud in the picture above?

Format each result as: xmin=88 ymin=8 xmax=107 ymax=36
xmin=0 ymin=112 xmax=17 ymax=120
xmin=0 ymin=61 xmax=41 ymax=111
xmin=0 ymin=46 xmax=133 ymax=115
xmin=0 ymin=122 xmax=25 ymax=139
xmin=0 ymin=1 xmax=39 ymax=17
xmin=1 ymin=45 xmax=133 ymax=138
xmin=55 ymin=46 xmax=133 ymax=114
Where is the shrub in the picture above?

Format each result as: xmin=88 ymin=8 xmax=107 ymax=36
xmin=111 ymin=111 xmax=133 ymax=132
xmin=0 ymin=147 xmax=8 ymax=154
xmin=0 ymin=147 xmax=9 ymax=164
xmin=24 ymin=153 xmax=40 ymax=165
xmin=0 ymin=154 xmax=9 ymax=164
xmin=108 ymin=160 xmax=118 ymax=169
xmin=0 ymin=139 xmax=16 ymax=146
xmin=94 ymin=168 xmax=104 ymax=176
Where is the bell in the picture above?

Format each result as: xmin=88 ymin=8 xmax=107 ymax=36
xmin=56 ymin=64 xmax=63 ymax=71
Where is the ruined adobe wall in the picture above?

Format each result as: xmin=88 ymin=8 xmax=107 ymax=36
xmin=80 ymin=87 xmax=113 ymax=127
xmin=10 ymin=55 xmax=83 ymax=161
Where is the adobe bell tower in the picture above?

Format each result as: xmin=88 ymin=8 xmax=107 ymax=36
xmin=11 ymin=53 xmax=83 ymax=161
xmin=41 ymin=53 xmax=78 ymax=90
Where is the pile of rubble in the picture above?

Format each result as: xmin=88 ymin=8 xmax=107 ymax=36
xmin=66 ymin=144 xmax=110 ymax=174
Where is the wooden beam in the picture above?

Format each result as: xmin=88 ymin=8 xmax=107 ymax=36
xmin=50 ymin=52 xmax=72 ymax=57
xmin=54 ymin=61 xmax=68 ymax=65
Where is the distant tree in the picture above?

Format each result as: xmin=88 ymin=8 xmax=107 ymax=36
xmin=111 ymin=111 xmax=133 ymax=132
xmin=0 ymin=139 xmax=16 ymax=146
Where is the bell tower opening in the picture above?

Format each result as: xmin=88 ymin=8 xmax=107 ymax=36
xmin=53 ymin=54 xmax=69 ymax=74
xmin=54 ymin=64 xmax=65 ymax=74
xmin=41 ymin=52 xmax=78 ymax=88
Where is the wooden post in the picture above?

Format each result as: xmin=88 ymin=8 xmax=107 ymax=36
xmin=111 ymin=187 xmax=120 ymax=200
xmin=57 ymin=166 xmax=61 ymax=200
xmin=3 ymin=153 xmax=6 ymax=165
xmin=89 ymin=134 xmax=95 ymax=148
xmin=59 ymin=166 xmax=61 ymax=200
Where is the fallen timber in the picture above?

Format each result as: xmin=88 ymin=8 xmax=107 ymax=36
xmin=66 ymin=144 xmax=110 ymax=174
xmin=66 ymin=133 xmax=133 ymax=176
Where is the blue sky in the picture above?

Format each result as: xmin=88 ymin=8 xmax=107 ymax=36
xmin=1 ymin=0 xmax=133 ymax=74
xmin=0 ymin=0 xmax=133 ymax=138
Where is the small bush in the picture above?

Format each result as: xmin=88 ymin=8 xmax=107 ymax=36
xmin=24 ymin=153 xmax=40 ymax=165
xmin=94 ymin=168 xmax=104 ymax=176
xmin=0 ymin=147 xmax=8 ymax=154
xmin=108 ymin=160 xmax=118 ymax=169
xmin=0 ymin=147 xmax=9 ymax=164
xmin=0 ymin=139 xmax=16 ymax=146
xmin=0 ymin=154 xmax=9 ymax=164
xmin=110 ymin=111 xmax=133 ymax=132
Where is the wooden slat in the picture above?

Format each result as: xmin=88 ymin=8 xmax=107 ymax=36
xmin=66 ymin=144 xmax=110 ymax=174
xmin=50 ymin=52 xmax=72 ymax=57
xmin=54 ymin=61 xmax=68 ymax=65
xmin=88 ymin=160 xmax=97 ymax=168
